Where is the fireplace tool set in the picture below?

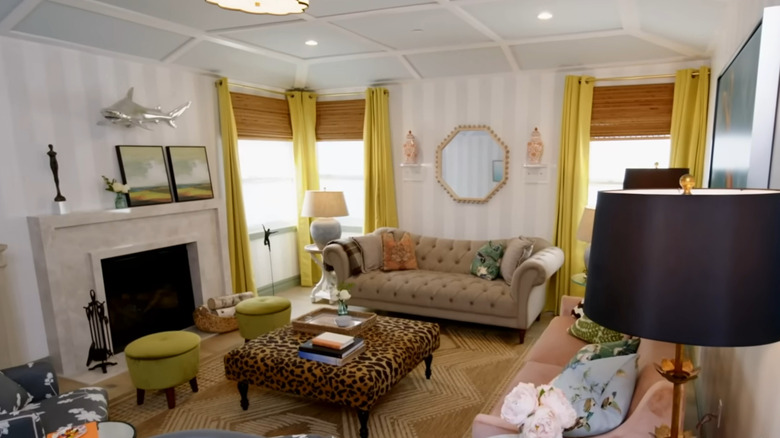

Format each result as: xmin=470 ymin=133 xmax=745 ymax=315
xmin=84 ymin=289 xmax=116 ymax=373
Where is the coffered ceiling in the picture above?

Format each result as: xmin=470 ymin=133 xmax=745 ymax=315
xmin=0 ymin=0 xmax=729 ymax=90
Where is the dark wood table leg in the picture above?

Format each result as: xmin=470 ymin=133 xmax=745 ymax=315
xmin=358 ymin=409 xmax=370 ymax=438
xmin=238 ymin=381 xmax=249 ymax=410
xmin=424 ymin=355 xmax=433 ymax=379
xmin=189 ymin=377 xmax=199 ymax=393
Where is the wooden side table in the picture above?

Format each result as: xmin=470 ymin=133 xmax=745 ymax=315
xmin=304 ymin=243 xmax=337 ymax=304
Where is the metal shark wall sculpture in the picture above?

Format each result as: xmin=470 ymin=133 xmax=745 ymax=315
xmin=98 ymin=88 xmax=191 ymax=129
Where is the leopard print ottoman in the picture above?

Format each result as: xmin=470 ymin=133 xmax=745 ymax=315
xmin=223 ymin=316 xmax=440 ymax=438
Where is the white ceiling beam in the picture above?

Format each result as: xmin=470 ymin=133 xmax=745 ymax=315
xmin=0 ymin=0 xmax=41 ymax=33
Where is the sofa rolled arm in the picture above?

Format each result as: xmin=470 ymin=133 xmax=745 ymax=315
xmin=322 ymin=243 xmax=350 ymax=285
xmin=514 ymin=246 xmax=564 ymax=286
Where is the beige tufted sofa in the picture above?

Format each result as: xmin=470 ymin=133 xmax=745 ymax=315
xmin=322 ymin=228 xmax=564 ymax=342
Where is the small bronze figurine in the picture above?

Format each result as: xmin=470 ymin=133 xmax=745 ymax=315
xmin=47 ymin=144 xmax=66 ymax=201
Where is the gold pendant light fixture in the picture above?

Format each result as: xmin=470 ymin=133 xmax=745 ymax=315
xmin=205 ymin=0 xmax=309 ymax=15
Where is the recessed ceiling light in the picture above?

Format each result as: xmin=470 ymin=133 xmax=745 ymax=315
xmin=537 ymin=11 xmax=553 ymax=20
xmin=305 ymin=40 xmax=318 ymax=46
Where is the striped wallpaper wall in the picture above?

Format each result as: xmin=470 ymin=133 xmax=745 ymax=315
xmin=0 ymin=36 xmax=220 ymax=367
xmin=387 ymin=58 xmax=706 ymax=242
xmin=0 ymin=32 xmax=708 ymax=367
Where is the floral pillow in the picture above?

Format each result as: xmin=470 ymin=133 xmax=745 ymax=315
xmin=563 ymin=338 xmax=640 ymax=370
xmin=551 ymin=354 xmax=639 ymax=437
xmin=381 ymin=232 xmax=418 ymax=271
xmin=471 ymin=241 xmax=505 ymax=280
xmin=0 ymin=372 xmax=33 ymax=414
xmin=568 ymin=315 xmax=625 ymax=344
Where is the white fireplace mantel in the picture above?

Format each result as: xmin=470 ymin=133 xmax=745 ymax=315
xmin=28 ymin=199 xmax=231 ymax=377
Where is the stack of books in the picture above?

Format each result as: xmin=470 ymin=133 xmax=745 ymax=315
xmin=298 ymin=332 xmax=365 ymax=366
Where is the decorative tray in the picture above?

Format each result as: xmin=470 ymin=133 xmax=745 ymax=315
xmin=291 ymin=308 xmax=377 ymax=336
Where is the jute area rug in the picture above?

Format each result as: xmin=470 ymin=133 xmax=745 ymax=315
xmin=109 ymin=315 xmax=550 ymax=438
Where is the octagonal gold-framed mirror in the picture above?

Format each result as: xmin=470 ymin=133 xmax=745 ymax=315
xmin=435 ymin=125 xmax=509 ymax=203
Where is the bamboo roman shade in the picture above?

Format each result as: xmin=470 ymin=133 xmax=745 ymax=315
xmin=230 ymin=92 xmax=365 ymax=140
xmin=230 ymin=92 xmax=292 ymax=140
xmin=316 ymin=99 xmax=365 ymax=140
xmin=590 ymin=83 xmax=674 ymax=139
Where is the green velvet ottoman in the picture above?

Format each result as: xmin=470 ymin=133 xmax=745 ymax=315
xmin=235 ymin=296 xmax=292 ymax=341
xmin=124 ymin=331 xmax=201 ymax=409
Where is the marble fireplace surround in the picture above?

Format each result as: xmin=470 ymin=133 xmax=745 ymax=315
xmin=28 ymin=200 xmax=231 ymax=377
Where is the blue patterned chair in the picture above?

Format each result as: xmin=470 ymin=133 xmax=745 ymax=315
xmin=0 ymin=360 xmax=108 ymax=437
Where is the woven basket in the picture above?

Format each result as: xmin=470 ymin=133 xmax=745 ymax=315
xmin=193 ymin=306 xmax=238 ymax=333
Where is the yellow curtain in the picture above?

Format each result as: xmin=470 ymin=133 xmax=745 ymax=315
xmin=215 ymin=78 xmax=256 ymax=294
xmin=549 ymin=76 xmax=595 ymax=313
xmin=363 ymin=87 xmax=398 ymax=232
xmin=287 ymin=91 xmax=320 ymax=287
xmin=670 ymin=66 xmax=711 ymax=187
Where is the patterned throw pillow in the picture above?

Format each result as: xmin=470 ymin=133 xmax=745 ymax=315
xmin=568 ymin=315 xmax=625 ymax=344
xmin=381 ymin=232 xmax=419 ymax=271
xmin=563 ymin=338 xmax=641 ymax=370
xmin=571 ymin=299 xmax=586 ymax=319
xmin=552 ymin=354 xmax=639 ymax=437
xmin=471 ymin=241 xmax=505 ymax=280
xmin=499 ymin=237 xmax=534 ymax=285
xmin=0 ymin=372 xmax=33 ymax=414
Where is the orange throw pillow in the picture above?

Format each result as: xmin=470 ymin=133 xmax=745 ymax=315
xmin=381 ymin=232 xmax=419 ymax=271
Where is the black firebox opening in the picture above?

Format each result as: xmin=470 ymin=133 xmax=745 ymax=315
xmin=101 ymin=244 xmax=196 ymax=353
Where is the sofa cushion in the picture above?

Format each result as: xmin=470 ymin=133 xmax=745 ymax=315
xmin=354 ymin=234 xmax=382 ymax=272
xmin=471 ymin=241 xmax=505 ymax=280
xmin=563 ymin=338 xmax=640 ymax=370
xmin=2 ymin=361 xmax=59 ymax=402
xmin=348 ymin=270 xmax=517 ymax=317
xmin=0 ymin=372 xmax=32 ymax=414
xmin=552 ymin=354 xmax=639 ymax=437
xmin=20 ymin=387 xmax=108 ymax=432
xmin=500 ymin=237 xmax=534 ymax=285
xmin=525 ymin=316 xmax=587 ymax=367
xmin=568 ymin=315 xmax=624 ymax=344
xmin=381 ymin=232 xmax=418 ymax=271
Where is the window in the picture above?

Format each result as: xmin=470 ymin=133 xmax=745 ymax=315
xmin=316 ymin=141 xmax=364 ymax=229
xmin=238 ymin=139 xmax=297 ymax=231
xmin=587 ymin=138 xmax=671 ymax=206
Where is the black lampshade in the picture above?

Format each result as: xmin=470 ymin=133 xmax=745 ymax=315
xmin=584 ymin=189 xmax=780 ymax=347
xmin=623 ymin=168 xmax=690 ymax=189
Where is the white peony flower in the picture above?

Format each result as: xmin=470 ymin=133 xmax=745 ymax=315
xmin=537 ymin=385 xmax=577 ymax=429
xmin=121 ymin=185 xmax=130 ymax=193
xmin=523 ymin=405 xmax=563 ymax=438
xmin=338 ymin=290 xmax=351 ymax=301
xmin=111 ymin=182 xmax=123 ymax=192
xmin=500 ymin=382 xmax=538 ymax=428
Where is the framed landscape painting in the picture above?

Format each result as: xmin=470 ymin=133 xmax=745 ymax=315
xmin=115 ymin=145 xmax=173 ymax=206
xmin=166 ymin=146 xmax=214 ymax=202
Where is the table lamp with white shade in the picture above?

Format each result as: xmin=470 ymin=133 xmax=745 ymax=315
xmin=301 ymin=190 xmax=349 ymax=249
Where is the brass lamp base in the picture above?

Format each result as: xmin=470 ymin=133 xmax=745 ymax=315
xmin=654 ymin=344 xmax=700 ymax=438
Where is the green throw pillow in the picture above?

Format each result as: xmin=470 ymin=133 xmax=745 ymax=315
xmin=470 ymin=241 xmax=505 ymax=280
xmin=552 ymin=354 xmax=639 ymax=437
xmin=563 ymin=338 xmax=641 ymax=371
xmin=568 ymin=315 xmax=625 ymax=343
